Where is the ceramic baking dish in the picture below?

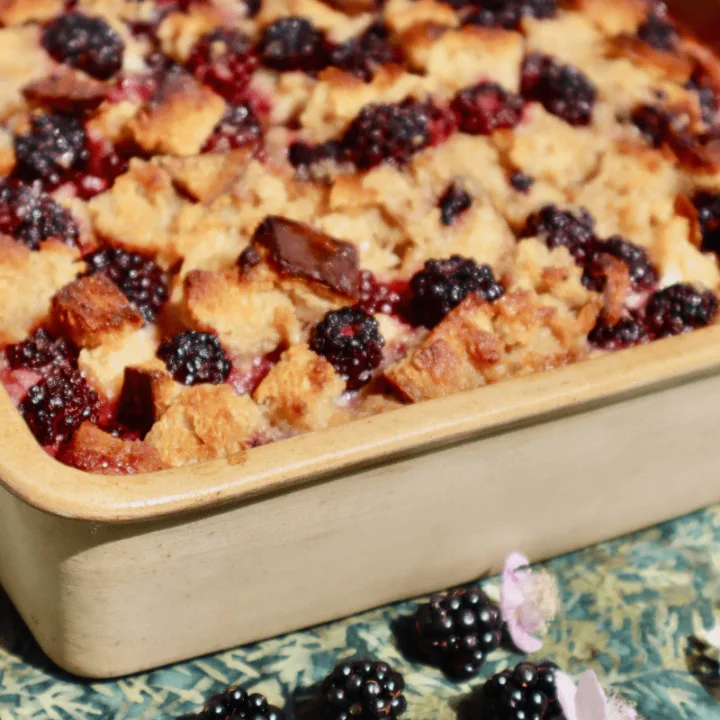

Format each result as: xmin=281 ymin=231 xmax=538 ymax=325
xmin=2 ymin=0 xmax=720 ymax=681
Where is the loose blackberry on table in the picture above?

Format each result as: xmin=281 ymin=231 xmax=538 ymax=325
xmin=158 ymin=331 xmax=231 ymax=386
xmin=412 ymin=587 xmax=503 ymax=678
xmin=409 ymin=256 xmax=505 ymax=328
xmin=309 ymin=307 xmax=385 ymax=390
xmin=322 ymin=660 xmax=407 ymax=720
xmin=481 ymin=661 xmax=564 ymax=720
xmin=194 ymin=685 xmax=284 ymax=719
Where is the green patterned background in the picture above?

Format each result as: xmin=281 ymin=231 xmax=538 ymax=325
xmin=2 ymin=507 xmax=720 ymax=719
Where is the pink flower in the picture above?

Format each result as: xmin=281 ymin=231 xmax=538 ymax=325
xmin=556 ymin=670 xmax=641 ymax=720
xmin=500 ymin=552 xmax=559 ymax=653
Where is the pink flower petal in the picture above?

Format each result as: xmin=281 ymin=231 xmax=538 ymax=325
xmin=576 ymin=671 xmax=609 ymax=720
xmin=555 ymin=672 xmax=579 ymax=720
xmin=506 ymin=617 xmax=543 ymax=653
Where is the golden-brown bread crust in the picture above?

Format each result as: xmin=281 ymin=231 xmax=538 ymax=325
xmin=51 ymin=274 xmax=144 ymax=349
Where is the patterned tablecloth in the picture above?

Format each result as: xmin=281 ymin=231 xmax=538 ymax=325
xmin=2 ymin=507 xmax=720 ymax=719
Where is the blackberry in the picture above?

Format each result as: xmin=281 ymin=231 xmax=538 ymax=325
xmin=637 ymin=9 xmax=679 ymax=52
xmin=588 ymin=316 xmax=647 ymax=350
xmin=631 ymin=104 xmax=670 ymax=148
xmin=463 ymin=0 xmax=556 ymax=29
xmin=481 ymin=661 xmax=564 ymax=720
xmin=357 ymin=271 xmax=404 ymax=315
xmin=524 ymin=205 xmax=596 ymax=265
xmin=0 ymin=179 xmax=80 ymax=250
xmin=42 ymin=11 xmax=125 ymax=80
xmin=203 ymin=104 xmax=263 ymax=152
xmin=288 ymin=140 xmax=341 ymax=170
xmin=645 ymin=283 xmax=718 ymax=338
xmin=590 ymin=236 xmax=658 ymax=291
xmin=413 ymin=588 xmax=503 ymax=678
xmin=20 ymin=366 xmax=98 ymax=446
xmin=686 ymin=68 xmax=719 ymax=128
xmin=7 ymin=329 xmax=75 ymax=372
xmin=521 ymin=53 xmax=596 ymax=126
xmin=158 ymin=331 xmax=231 ymax=386
xmin=309 ymin=306 xmax=385 ymax=389
xmin=438 ymin=183 xmax=472 ymax=226
xmin=409 ymin=256 xmax=504 ymax=328
xmin=327 ymin=24 xmax=399 ymax=82
xmin=693 ymin=191 xmax=720 ymax=254
xmin=14 ymin=113 xmax=89 ymax=189
xmin=451 ymin=82 xmax=524 ymax=135
xmin=341 ymin=100 xmax=430 ymax=169
xmin=84 ymin=249 xmax=168 ymax=322
xmin=187 ymin=28 xmax=258 ymax=104
xmin=322 ymin=660 xmax=407 ymax=720
xmin=196 ymin=686 xmax=284 ymax=720
xmin=258 ymin=17 xmax=326 ymax=73
xmin=510 ymin=171 xmax=534 ymax=192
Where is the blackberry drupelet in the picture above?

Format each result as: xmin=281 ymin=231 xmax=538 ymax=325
xmin=14 ymin=113 xmax=89 ymax=188
xmin=510 ymin=171 xmax=535 ymax=192
xmin=259 ymin=17 xmax=326 ymax=73
xmin=20 ymin=366 xmax=98 ymax=445
xmin=158 ymin=331 xmax=231 ymax=386
xmin=463 ymin=0 xmax=556 ymax=29
xmin=309 ymin=306 xmax=385 ymax=389
xmin=409 ymin=256 xmax=504 ymax=328
xmin=694 ymin=191 xmax=720 ymax=254
xmin=327 ymin=24 xmax=399 ymax=82
xmin=322 ymin=660 xmax=407 ymax=720
xmin=438 ymin=183 xmax=472 ymax=226
xmin=521 ymin=54 xmax=596 ymax=126
xmin=413 ymin=588 xmax=503 ymax=678
xmin=7 ymin=329 xmax=75 ymax=371
xmin=203 ymin=104 xmax=263 ymax=152
xmin=588 ymin=316 xmax=647 ymax=350
xmin=84 ymin=249 xmax=169 ymax=322
xmin=0 ymin=179 xmax=80 ymax=250
xmin=451 ymin=82 xmax=524 ymax=135
xmin=341 ymin=100 xmax=430 ymax=169
xmin=524 ymin=205 xmax=596 ymax=265
xmin=644 ymin=283 xmax=718 ymax=338
xmin=481 ymin=661 xmax=564 ymax=720
xmin=187 ymin=28 xmax=258 ymax=103
xmin=637 ymin=9 xmax=679 ymax=51
xmin=591 ymin=236 xmax=658 ymax=291
xmin=196 ymin=686 xmax=284 ymax=719
xmin=42 ymin=11 xmax=125 ymax=79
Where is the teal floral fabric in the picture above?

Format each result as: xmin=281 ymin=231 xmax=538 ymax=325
xmin=2 ymin=507 xmax=720 ymax=719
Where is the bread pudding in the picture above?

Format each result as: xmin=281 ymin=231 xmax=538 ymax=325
xmin=1 ymin=0 xmax=719 ymax=474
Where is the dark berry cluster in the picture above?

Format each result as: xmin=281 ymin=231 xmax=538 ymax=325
xmin=637 ymin=9 xmax=679 ymax=52
xmin=0 ymin=180 xmax=80 ymax=250
xmin=14 ymin=113 xmax=89 ymax=189
xmin=20 ymin=366 xmax=99 ymax=446
xmin=590 ymin=236 xmax=658 ymax=291
xmin=521 ymin=54 xmax=596 ymax=126
xmin=413 ymin=588 xmax=503 ymax=678
xmin=259 ymin=17 xmax=326 ymax=73
xmin=84 ymin=249 xmax=169 ymax=322
xmin=328 ymin=24 xmax=400 ymax=82
xmin=451 ymin=82 xmax=524 ymax=135
xmin=203 ymin=104 xmax=263 ymax=152
xmin=438 ymin=183 xmax=472 ymax=226
xmin=187 ymin=28 xmax=258 ymax=104
xmin=645 ymin=283 xmax=718 ymax=338
xmin=309 ymin=306 xmax=385 ymax=389
xmin=6 ymin=329 xmax=75 ymax=372
xmin=42 ymin=11 xmax=125 ymax=79
xmin=289 ymin=140 xmax=341 ymax=172
xmin=524 ymin=205 xmax=597 ymax=265
xmin=409 ymin=256 xmax=504 ymax=328
xmin=630 ymin=104 xmax=670 ymax=148
xmin=322 ymin=660 xmax=407 ymax=720
xmin=341 ymin=100 xmax=431 ymax=169
xmin=686 ymin=68 xmax=720 ymax=128
xmin=588 ymin=315 xmax=647 ymax=350
xmin=463 ymin=0 xmax=557 ymax=29
xmin=694 ymin=191 xmax=720 ymax=255
xmin=195 ymin=686 xmax=283 ymax=720
xmin=158 ymin=331 xmax=231 ymax=386
xmin=481 ymin=662 xmax=564 ymax=720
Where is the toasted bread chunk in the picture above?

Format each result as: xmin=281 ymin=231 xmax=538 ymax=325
xmin=59 ymin=422 xmax=166 ymax=475
xmin=88 ymin=159 xmax=183 ymax=262
xmin=145 ymin=384 xmax=267 ymax=467
xmin=78 ymin=326 xmax=159 ymax=401
xmin=0 ymin=238 xmax=83 ymax=345
xmin=52 ymin=274 xmax=144 ymax=349
xmin=23 ymin=68 xmax=108 ymax=113
xmin=157 ymin=7 xmax=224 ymax=63
xmin=183 ymin=270 xmax=302 ymax=358
xmin=384 ymin=0 xmax=458 ymax=33
xmin=128 ymin=72 xmax=226 ymax=156
xmin=254 ymin=344 xmax=346 ymax=431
